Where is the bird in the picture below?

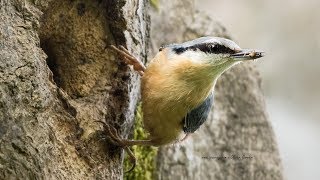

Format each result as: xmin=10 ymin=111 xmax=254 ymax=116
xmin=98 ymin=36 xmax=264 ymax=171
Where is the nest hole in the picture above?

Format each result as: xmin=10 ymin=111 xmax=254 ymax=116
xmin=39 ymin=0 xmax=114 ymax=98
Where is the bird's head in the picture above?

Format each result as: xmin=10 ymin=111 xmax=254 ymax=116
xmin=162 ymin=37 xmax=264 ymax=78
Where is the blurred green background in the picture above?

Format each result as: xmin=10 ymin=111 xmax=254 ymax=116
xmin=197 ymin=0 xmax=320 ymax=180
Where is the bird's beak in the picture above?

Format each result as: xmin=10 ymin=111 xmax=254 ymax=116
xmin=231 ymin=49 xmax=265 ymax=61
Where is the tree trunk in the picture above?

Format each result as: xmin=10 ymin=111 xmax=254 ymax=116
xmin=150 ymin=1 xmax=283 ymax=180
xmin=0 ymin=0 xmax=148 ymax=179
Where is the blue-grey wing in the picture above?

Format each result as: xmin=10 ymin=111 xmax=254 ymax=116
xmin=182 ymin=92 xmax=214 ymax=133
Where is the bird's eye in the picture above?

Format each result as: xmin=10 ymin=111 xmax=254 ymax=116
xmin=206 ymin=43 xmax=236 ymax=54
xmin=208 ymin=44 xmax=216 ymax=51
xmin=203 ymin=43 xmax=216 ymax=53
xmin=209 ymin=44 xmax=215 ymax=48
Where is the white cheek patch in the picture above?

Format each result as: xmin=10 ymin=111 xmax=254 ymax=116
xmin=180 ymin=50 xmax=211 ymax=63
xmin=171 ymin=50 xmax=228 ymax=65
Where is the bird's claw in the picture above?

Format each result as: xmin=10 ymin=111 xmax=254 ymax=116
xmin=95 ymin=121 xmax=126 ymax=147
xmin=110 ymin=45 xmax=146 ymax=76
xmin=95 ymin=121 xmax=136 ymax=173
xmin=124 ymin=146 xmax=137 ymax=173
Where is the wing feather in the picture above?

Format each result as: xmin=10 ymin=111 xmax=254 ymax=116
xmin=182 ymin=92 xmax=214 ymax=133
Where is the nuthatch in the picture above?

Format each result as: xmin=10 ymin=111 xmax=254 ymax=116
xmin=99 ymin=37 xmax=264 ymax=171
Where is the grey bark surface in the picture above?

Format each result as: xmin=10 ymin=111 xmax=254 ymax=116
xmin=149 ymin=1 xmax=283 ymax=180
xmin=0 ymin=0 xmax=148 ymax=179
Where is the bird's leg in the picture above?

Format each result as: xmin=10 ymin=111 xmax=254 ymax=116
xmin=96 ymin=121 xmax=153 ymax=147
xmin=95 ymin=121 xmax=154 ymax=172
xmin=110 ymin=45 xmax=146 ymax=76
xmin=105 ymin=45 xmax=148 ymax=172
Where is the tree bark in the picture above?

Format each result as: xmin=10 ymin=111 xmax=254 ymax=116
xmin=0 ymin=0 xmax=148 ymax=179
xmin=150 ymin=1 xmax=283 ymax=180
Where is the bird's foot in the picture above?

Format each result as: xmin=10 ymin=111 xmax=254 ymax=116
xmin=110 ymin=45 xmax=146 ymax=76
xmin=95 ymin=121 xmax=136 ymax=173
xmin=95 ymin=121 xmax=128 ymax=147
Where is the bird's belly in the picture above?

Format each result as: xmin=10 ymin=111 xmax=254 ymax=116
xmin=141 ymin=82 xmax=210 ymax=145
xmin=142 ymin=102 xmax=188 ymax=145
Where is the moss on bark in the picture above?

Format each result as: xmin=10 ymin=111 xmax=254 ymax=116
xmin=124 ymin=103 xmax=158 ymax=180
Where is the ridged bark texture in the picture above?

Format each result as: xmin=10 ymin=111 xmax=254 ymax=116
xmin=0 ymin=0 xmax=148 ymax=179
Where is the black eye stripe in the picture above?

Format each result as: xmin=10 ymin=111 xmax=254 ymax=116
xmin=172 ymin=43 xmax=236 ymax=54
xmin=170 ymin=46 xmax=185 ymax=54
